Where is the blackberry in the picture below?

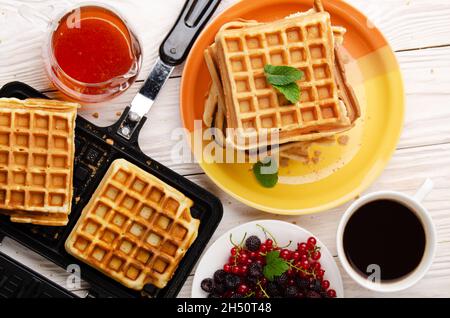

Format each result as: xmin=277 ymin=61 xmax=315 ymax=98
xmin=248 ymin=262 xmax=263 ymax=278
xmin=296 ymin=277 xmax=309 ymax=290
xmin=285 ymin=286 xmax=299 ymax=298
xmin=208 ymin=293 xmax=221 ymax=298
xmin=201 ymin=278 xmax=214 ymax=293
xmin=310 ymin=279 xmax=323 ymax=292
xmin=214 ymin=270 xmax=227 ymax=284
xmin=246 ymin=275 xmax=259 ymax=286
xmin=213 ymin=281 xmax=226 ymax=295
xmin=245 ymin=235 xmax=261 ymax=252
xmin=320 ymin=291 xmax=329 ymax=298
xmin=274 ymin=273 xmax=289 ymax=287
xmin=266 ymin=282 xmax=280 ymax=297
xmin=224 ymin=274 xmax=241 ymax=290
xmin=306 ymin=291 xmax=323 ymax=299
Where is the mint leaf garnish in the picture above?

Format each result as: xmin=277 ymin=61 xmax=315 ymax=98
xmin=264 ymin=64 xmax=303 ymax=104
xmin=264 ymin=65 xmax=303 ymax=86
xmin=273 ymin=83 xmax=300 ymax=104
xmin=253 ymin=160 xmax=278 ymax=188
xmin=263 ymin=251 xmax=290 ymax=281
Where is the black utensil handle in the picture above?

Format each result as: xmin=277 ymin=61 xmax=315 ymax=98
xmin=160 ymin=0 xmax=221 ymax=66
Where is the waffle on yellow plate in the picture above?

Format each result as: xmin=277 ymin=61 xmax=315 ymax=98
xmin=65 ymin=159 xmax=200 ymax=290
xmin=0 ymin=98 xmax=78 ymax=226
xmin=213 ymin=11 xmax=360 ymax=151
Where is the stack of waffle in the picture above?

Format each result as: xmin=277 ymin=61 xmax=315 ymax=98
xmin=203 ymin=0 xmax=360 ymax=162
xmin=65 ymin=159 xmax=200 ymax=290
xmin=0 ymin=98 xmax=78 ymax=226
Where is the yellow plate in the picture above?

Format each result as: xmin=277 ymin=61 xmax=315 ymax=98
xmin=180 ymin=0 xmax=404 ymax=215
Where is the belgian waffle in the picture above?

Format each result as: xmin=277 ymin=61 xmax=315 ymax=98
xmin=0 ymin=98 xmax=78 ymax=226
xmin=214 ymin=11 xmax=359 ymax=150
xmin=65 ymin=159 xmax=200 ymax=290
xmin=204 ymin=46 xmax=355 ymax=162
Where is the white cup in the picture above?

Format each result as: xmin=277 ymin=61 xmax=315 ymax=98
xmin=336 ymin=179 xmax=437 ymax=293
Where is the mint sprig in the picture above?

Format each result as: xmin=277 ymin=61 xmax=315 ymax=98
xmin=263 ymin=251 xmax=290 ymax=281
xmin=264 ymin=65 xmax=303 ymax=85
xmin=264 ymin=65 xmax=303 ymax=104
xmin=273 ymin=83 xmax=300 ymax=104
xmin=252 ymin=159 xmax=278 ymax=188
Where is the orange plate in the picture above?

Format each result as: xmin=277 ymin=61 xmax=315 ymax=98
xmin=180 ymin=0 xmax=404 ymax=215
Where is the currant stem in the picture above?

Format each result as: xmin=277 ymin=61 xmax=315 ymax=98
xmin=257 ymin=281 xmax=270 ymax=299
xmin=256 ymin=224 xmax=278 ymax=246
xmin=279 ymin=240 xmax=293 ymax=249
xmin=289 ymin=261 xmax=316 ymax=278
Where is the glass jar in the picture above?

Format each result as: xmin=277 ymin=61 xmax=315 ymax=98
xmin=44 ymin=4 xmax=143 ymax=103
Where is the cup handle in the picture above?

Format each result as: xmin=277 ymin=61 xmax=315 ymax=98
xmin=414 ymin=179 xmax=434 ymax=203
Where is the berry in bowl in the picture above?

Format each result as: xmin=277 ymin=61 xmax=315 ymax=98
xmin=192 ymin=220 xmax=343 ymax=298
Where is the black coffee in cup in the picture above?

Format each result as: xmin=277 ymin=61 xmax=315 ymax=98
xmin=343 ymin=199 xmax=426 ymax=281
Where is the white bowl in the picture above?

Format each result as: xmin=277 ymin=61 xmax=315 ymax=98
xmin=192 ymin=220 xmax=344 ymax=298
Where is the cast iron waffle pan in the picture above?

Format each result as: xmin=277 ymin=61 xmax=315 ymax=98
xmin=0 ymin=251 xmax=76 ymax=298
xmin=0 ymin=81 xmax=222 ymax=298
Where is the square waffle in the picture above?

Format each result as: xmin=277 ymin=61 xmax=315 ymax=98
xmin=214 ymin=12 xmax=358 ymax=150
xmin=65 ymin=159 xmax=200 ymax=290
xmin=0 ymin=98 xmax=78 ymax=226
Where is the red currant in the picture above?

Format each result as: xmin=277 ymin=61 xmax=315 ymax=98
xmin=307 ymin=237 xmax=317 ymax=247
xmin=311 ymin=251 xmax=321 ymax=261
xmin=250 ymin=252 xmax=257 ymax=259
xmin=232 ymin=266 xmax=240 ymax=275
xmin=321 ymin=280 xmax=330 ymax=290
xmin=240 ymin=265 xmax=248 ymax=275
xmin=307 ymin=243 xmax=315 ymax=251
xmin=300 ymin=259 xmax=310 ymax=269
xmin=246 ymin=258 xmax=253 ymax=266
xmin=312 ymin=262 xmax=321 ymax=271
xmin=327 ymin=289 xmax=337 ymax=298
xmin=223 ymin=264 xmax=231 ymax=273
xmin=256 ymin=259 xmax=264 ymax=266
xmin=229 ymin=256 xmax=235 ymax=264
xmin=297 ymin=243 xmax=307 ymax=253
xmin=316 ymin=269 xmax=325 ymax=278
xmin=288 ymin=279 xmax=295 ymax=286
xmin=300 ymin=254 xmax=308 ymax=262
xmin=287 ymin=269 xmax=294 ymax=277
xmin=291 ymin=251 xmax=301 ymax=261
xmin=259 ymin=244 xmax=267 ymax=253
xmin=238 ymin=254 xmax=248 ymax=264
xmin=280 ymin=249 xmax=290 ymax=260
xmin=237 ymin=284 xmax=249 ymax=295
xmin=231 ymin=247 xmax=238 ymax=256
xmin=265 ymin=239 xmax=273 ymax=248
xmin=259 ymin=277 xmax=268 ymax=286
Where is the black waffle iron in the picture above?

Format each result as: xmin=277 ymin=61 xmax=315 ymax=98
xmin=0 ymin=0 xmax=223 ymax=298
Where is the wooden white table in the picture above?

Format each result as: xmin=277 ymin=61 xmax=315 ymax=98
xmin=0 ymin=0 xmax=449 ymax=298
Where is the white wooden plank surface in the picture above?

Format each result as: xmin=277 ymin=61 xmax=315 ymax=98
xmin=0 ymin=0 xmax=450 ymax=298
